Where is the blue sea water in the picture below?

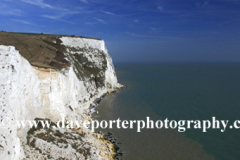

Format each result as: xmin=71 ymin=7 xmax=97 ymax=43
xmin=92 ymin=63 xmax=240 ymax=160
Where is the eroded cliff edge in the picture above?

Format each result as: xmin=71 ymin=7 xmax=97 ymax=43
xmin=0 ymin=32 xmax=122 ymax=159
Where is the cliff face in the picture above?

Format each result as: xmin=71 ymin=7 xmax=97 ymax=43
xmin=0 ymin=36 xmax=122 ymax=159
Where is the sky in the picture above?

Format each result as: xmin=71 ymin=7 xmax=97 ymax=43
xmin=0 ymin=0 xmax=240 ymax=62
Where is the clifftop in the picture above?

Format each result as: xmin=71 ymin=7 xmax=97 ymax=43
xmin=0 ymin=31 xmax=102 ymax=69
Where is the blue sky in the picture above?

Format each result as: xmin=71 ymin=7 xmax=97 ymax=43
xmin=1 ymin=0 xmax=240 ymax=62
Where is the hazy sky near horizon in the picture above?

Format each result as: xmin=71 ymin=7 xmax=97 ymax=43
xmin=0 ymin=0 xmax=240 ymax=62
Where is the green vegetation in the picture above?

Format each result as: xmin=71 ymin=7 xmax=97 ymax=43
xmin=0 ymin=31 xmax=70 ymax=69
xmin=70 ymin=47 xmax=107 ymax=88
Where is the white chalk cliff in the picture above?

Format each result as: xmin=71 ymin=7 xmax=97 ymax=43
xmin=0 ymin=37 xmax=122 ymax=159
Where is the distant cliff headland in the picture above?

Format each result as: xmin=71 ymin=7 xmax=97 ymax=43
xmin=0 ymin=31 xmax=123 ymax=159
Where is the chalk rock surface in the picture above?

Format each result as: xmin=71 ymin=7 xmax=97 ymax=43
xmin=0 ymin=36 xmax=121 ymax=160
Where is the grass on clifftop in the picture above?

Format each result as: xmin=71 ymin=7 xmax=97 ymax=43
xmin=0 ymin=31 xmax=70 ymax=69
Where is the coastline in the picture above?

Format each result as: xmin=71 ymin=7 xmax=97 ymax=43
xmin=87 ymin=86 xmax=126 ymax=159
xmin=24 ymin=86 xmax=125 ymax=160
xmin=89 ymin=86 xmax=126 ymax=116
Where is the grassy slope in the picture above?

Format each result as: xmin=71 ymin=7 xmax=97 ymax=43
xmin=0 ymin=31 xmax=102 ymax=69
xmin=0 ymin=31 xmax=71 ymax=69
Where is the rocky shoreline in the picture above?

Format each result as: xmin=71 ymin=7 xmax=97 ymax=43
xmin=89 ymin=87 xmax=126 ymax=160
xmin=24 ymin=87 xmax=126 ymax=160
xmin=89 ymin=86 xmax=126 ymax=116
xmin=24 ymin=121 xmax=117 ymax=160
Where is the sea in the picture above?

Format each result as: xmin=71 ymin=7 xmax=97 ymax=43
xmin=92 ymin=62 xmax=240 ymax=160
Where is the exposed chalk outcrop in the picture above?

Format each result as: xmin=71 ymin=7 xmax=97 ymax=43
xmin=0 ymin=36 xmax=122 ymax=159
